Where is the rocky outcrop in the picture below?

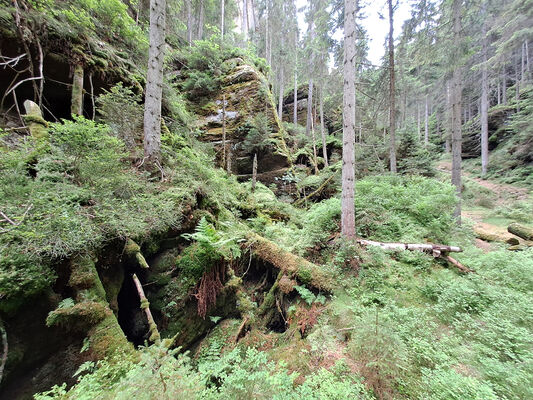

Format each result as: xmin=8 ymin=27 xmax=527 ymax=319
xmin=191 ymin=58 xmax=289 ymax=183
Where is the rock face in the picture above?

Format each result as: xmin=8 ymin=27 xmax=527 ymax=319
xmin=280 ymin=85 xmax=319 ymax=127
xmin=192 ymin=58 xmax=289 ymax=183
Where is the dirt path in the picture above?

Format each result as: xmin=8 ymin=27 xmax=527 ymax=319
xmin=437 ymin=160 xmax=531 ymax=251
xmin=437 ymin=161 xmax=530 ymax=203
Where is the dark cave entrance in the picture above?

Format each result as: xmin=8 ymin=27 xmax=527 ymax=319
xmin=116 ymin=267 xmax=150 ymax=347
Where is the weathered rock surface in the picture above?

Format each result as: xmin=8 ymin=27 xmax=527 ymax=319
xmin=189 ymin=58 xmax=289 ymax=183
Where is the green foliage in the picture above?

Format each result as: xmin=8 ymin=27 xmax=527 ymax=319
xmin=50 ymin=116 xmax=125 ymax=184
xmin=241 ymin=113 xmax=273 ymax=155
xmin=294 ymin=285 xmax=326 ymax=306
xmin=182 ymin=70 xmax=220 ymax=98
xmin=397 ymin=128 xmax=438 ymax=177
xmin=96 ymin=83 xmax=143 ymax=150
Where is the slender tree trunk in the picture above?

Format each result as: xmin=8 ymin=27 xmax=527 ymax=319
xmin=388 ymin=0 xmax=397 ymax=172
xmin=251 ymin=153 xmax=257 ymax=191
xmin=341 ymin=0 xmax=357 ymax=239
xmin=497 ymin=78 xmax=501 ymax=104
xmin=250 ymin=0 xmax=257 ymax=32
xmin=417 ymin=102 xmax=421 ymax=140
xmin=451 ymin=0 xmax=463 ymax=223
xmin=320 ymin=86 xmax=328 ymax=167
xmin=71 ymin=65 xmax=84 ymax=116
xmin=293 ymin=33 xmax=298 ymax=125
xmin=222 ymin=94 xmax=226 ymax=169
xmin=186 ymin=0 xmax=192 ymax=45
xmin=265 ymin=3 xmax=269 ymax=61
xmin=311 ymin=109 xmax=319 ymax=174
xmin=306 ymin=78 xmax=314 ymax=136
xmin=242 ymin=0 xmax=248 ymax=41
xmin=278 ymin=67 xmax=284 ymax=118
xmin=515 ymin=53 xmax=520 ymax=112
xmin=197 ymin=0 xmax=205 ymax=40
xmin=502 ymin=64 xmax=507 ymax=104
xmin=221 ymin=0 xmax=225 ymax=39
xmin=445 ymin=82 xmax=451 ymax=152
xmin=480 ymin=11 xmax=489 ymax=176
xmin=424 ymin=94 xmax=429 ymax=145
xmin=143 ymin=0 xmax=166 ymax=165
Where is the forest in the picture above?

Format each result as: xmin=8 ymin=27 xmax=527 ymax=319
xmin=0 ymin=0 xmax=532 ymax=399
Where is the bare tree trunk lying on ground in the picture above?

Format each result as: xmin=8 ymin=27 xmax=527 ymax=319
xmin=132 ymin=273 xmax=161 ymax=344
xmin=356 ymin=239 xmax=461 ymax=255
xmin=356 ymin=238 xmax=473 ymax=273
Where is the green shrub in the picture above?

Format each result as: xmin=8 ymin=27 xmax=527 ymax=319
xmin=96 ymin=83 xmax=143 ymax=150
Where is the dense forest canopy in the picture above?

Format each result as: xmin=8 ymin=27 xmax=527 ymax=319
xmin=0 ymin=0 xmax=532 ymax=399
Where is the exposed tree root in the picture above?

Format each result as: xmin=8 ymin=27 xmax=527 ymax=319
xmin=132 ymin=273 xmax=161 ymax=344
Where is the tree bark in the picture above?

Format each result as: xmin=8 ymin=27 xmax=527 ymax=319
xmin=186 ymin=0 xmax=192 ymax=45
xmin=221 ymin=0 xmax=225 ymax=39
xmin=417 ymin=102 xmax=421 ymax=140
xmin=278 ymin=67 xmax=284 ymax=118
xmin=451 ymin=0 xmax=463 ymax=223
xmin=222 ymin=94 xmax=227 ymax=169
xmin=341 ymin=0 xmax=357 ymax=239
xmin=502 ymin=64 xmax=507 ymax=104
xmin=320 ymin=86 xmax=328 ymax=167
xmin=251 ymin=152 xmax=257 ymax=191
xmin=293 ymin=34 xmax=298 ymax=125
xmin=424 ymin=94 xmax=429 ymax=145
xmin=388 ymin=0 xmax=397 ymax=172
xmin=242 ymin=0 xmax=248 ymax=41
xmin=71 ymin=65 xmax=84 ymax=116
xmin=143 ymin=0 xmax=166 ymax=166
xmin=480 ymin=11 xmax=489 ymax=177
xmin=306 ymin=78 xmax=314 ymax=136
xmin=197 ymin=0 xmax=205 ymax=40
xmin=132 ymin=273 xmax=161 ymax=343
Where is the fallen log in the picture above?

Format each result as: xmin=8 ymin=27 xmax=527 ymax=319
xmin=132 ymin=273 xmax=161 ymax=344
xmin=357 ymin=239 xmax=462 ymax=254
xmin=356 ymin=239 xmax=472 ymax=273
xmin=246 ymin=233 xmax=334 ymax=292
xmin=473 ymin=227 xmax=507 ymax=243
xmin=507 ymin=223 xmax=533 ymax=241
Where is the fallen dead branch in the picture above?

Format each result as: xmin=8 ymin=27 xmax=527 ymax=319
xmin=132 ymin=273 xmax=161 ymax=344
xmin=0 ymin=204 xmax=33 ymax=233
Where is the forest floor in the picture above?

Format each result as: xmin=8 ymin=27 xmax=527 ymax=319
xmin=437 ymin=160 xmax=532 ymax=250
